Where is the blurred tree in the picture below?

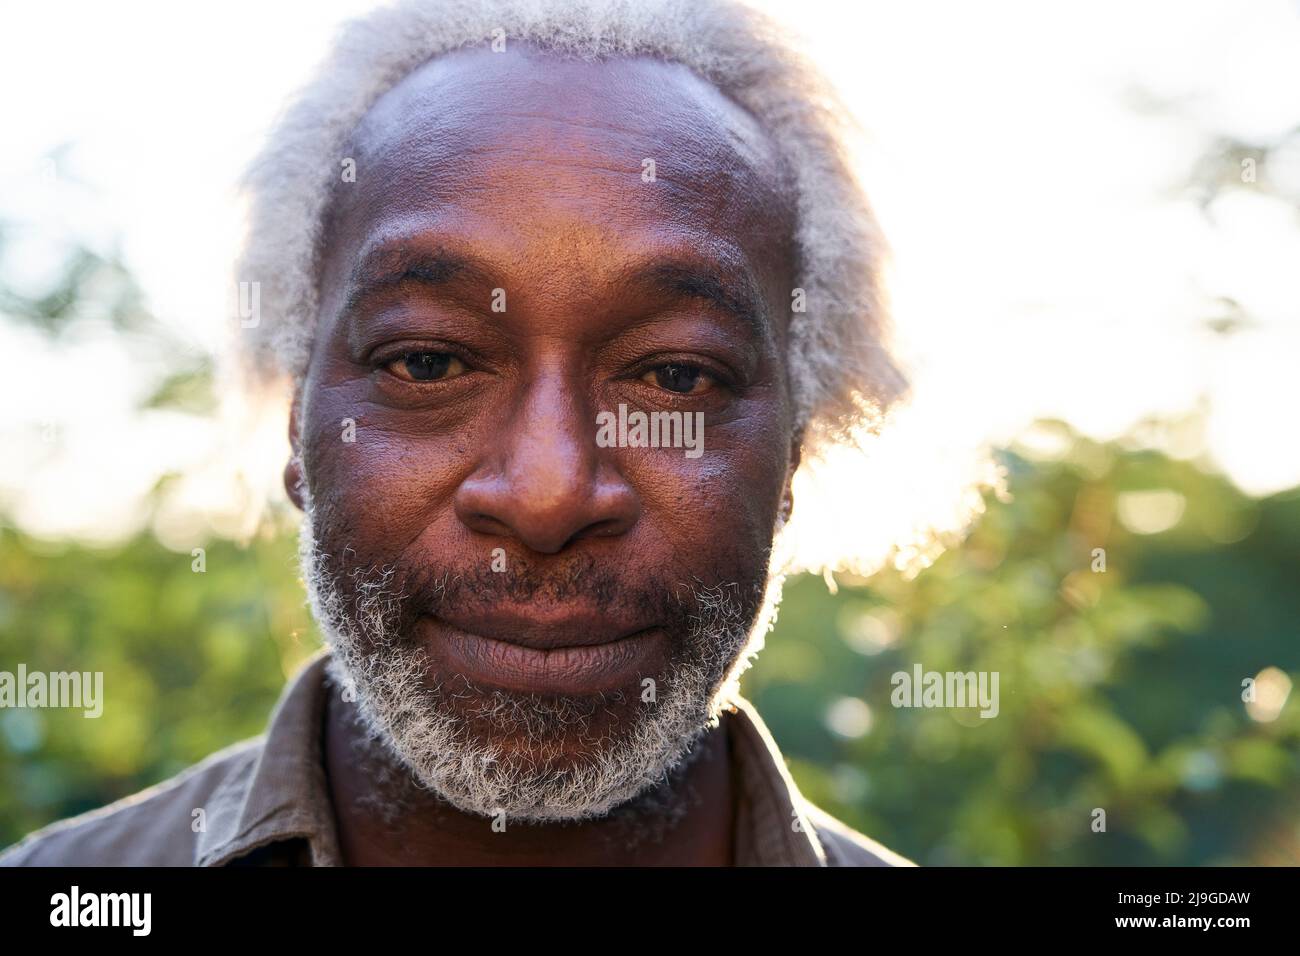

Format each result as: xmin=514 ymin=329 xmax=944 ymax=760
xmin=746 ymin=423 xmax=1300 ymax=865
xmin=0 ymin=528 xmax=318 ymax=843
xmin=3 ymin=419 xmax=1295 ymax=863
xmin=1 ymin=127 xmax=1296 ymax=864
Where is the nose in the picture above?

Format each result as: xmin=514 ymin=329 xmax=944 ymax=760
xmin=453 ymin=374 xmax=639 ymax=554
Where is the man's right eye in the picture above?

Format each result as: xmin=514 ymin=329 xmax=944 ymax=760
xmin=385 ymin=351 xmax=468 ymax=382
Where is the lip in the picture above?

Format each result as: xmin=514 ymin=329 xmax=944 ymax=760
xmin=432 ymin=605 xmax=658 ymax=650
xmin=416 ymin=610 xmax=669 ymax=695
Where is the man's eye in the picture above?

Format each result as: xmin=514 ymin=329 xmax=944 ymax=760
xmin=387 ymin=351 xmax=467 ymax=382
xmin=642 ymin=363 xmax=711 ymax=395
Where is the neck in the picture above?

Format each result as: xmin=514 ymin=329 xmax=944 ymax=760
xmin=323 ymin=687 xmax=735 ymax=866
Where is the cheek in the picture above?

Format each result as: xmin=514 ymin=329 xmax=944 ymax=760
xmin=626 ymin=420 xmax=789 ymax=576
xmin=300 ymin=382 xmax=476 ymax=553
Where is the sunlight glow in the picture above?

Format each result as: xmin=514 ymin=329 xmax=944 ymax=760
xmin=1 ymin=0 xmax=1297 ymax=570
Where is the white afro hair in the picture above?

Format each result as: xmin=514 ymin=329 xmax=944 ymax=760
xmin=232 ymin=0 xmax=906 ymax=453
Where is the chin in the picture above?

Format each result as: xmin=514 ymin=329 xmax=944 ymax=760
xmin=427 ymin=671 xmax=650 ymax=760
xmin=326 ymin=646 xmax=724 ymax=823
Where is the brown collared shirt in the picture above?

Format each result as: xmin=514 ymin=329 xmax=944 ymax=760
xmin=1 ymin=653 xmax=913 ymax=867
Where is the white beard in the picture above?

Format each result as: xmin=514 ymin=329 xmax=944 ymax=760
xmin=298 ymin=499 xmax=781 ymax=823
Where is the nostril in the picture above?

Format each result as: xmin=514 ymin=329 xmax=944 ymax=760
xmin=578 ymin=518 xmax=624 ymax=540
xmin=468 ymin=512 xmax=511 ymax=537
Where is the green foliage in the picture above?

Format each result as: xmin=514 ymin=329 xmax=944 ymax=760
xmin=0 ymin=529 xmax=319 ymax=845
xmin=2 ymin=422 xmax=1296 ymax=863
xmin=745 ymin=424 xmax=1300 ymax=865
xmin=4 ymin=103 xmax=1296 ymax=865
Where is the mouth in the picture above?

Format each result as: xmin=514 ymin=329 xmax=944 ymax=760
xmin=415 ymin=610 xmax=671 ymax=696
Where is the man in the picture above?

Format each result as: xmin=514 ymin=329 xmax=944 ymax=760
xmin=2 ymin=0 xmax=911 ymax=866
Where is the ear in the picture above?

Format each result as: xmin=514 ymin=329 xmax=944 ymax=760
xmin=283 ymin=393 xmax=305 ymax=511
xmin=778 ymin=430 xmax=803 ymax=527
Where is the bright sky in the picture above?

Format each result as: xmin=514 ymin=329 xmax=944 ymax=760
xmin=1 ymin=0 xmax=1298 ymax=564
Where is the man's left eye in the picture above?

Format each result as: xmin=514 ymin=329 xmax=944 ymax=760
xmin=642 ymin=363 xmax=711 ymax=395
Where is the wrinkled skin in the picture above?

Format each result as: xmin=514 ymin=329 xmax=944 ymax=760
xmin=288 ymin=43 xmax=801 ymax=865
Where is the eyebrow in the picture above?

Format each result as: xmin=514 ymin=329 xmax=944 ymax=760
xmin=635 ymin=261 xmax=770 ymax=340
xmin=340 ymin=242 xmax=771 ymax=341
xmin=340 ymin=246 xmax=492 ymax=320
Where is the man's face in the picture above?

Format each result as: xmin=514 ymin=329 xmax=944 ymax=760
xmin=292 ymin=44 xmax=799 ymax=820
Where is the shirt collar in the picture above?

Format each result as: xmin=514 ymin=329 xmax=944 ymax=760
xmin=726 ymin=697 xmax=827 ymax=866
xmin=195 ymin=651 xmax=340 ymax=866
xmin=197 ymin=651 xmax=826 ymax=866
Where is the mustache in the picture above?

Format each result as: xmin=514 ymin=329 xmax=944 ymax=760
xmin=317 ymin=545 xmax=745 ymax=644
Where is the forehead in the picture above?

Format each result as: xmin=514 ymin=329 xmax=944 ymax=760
xmin=320 ymin=44 xmax=794 ymax=301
